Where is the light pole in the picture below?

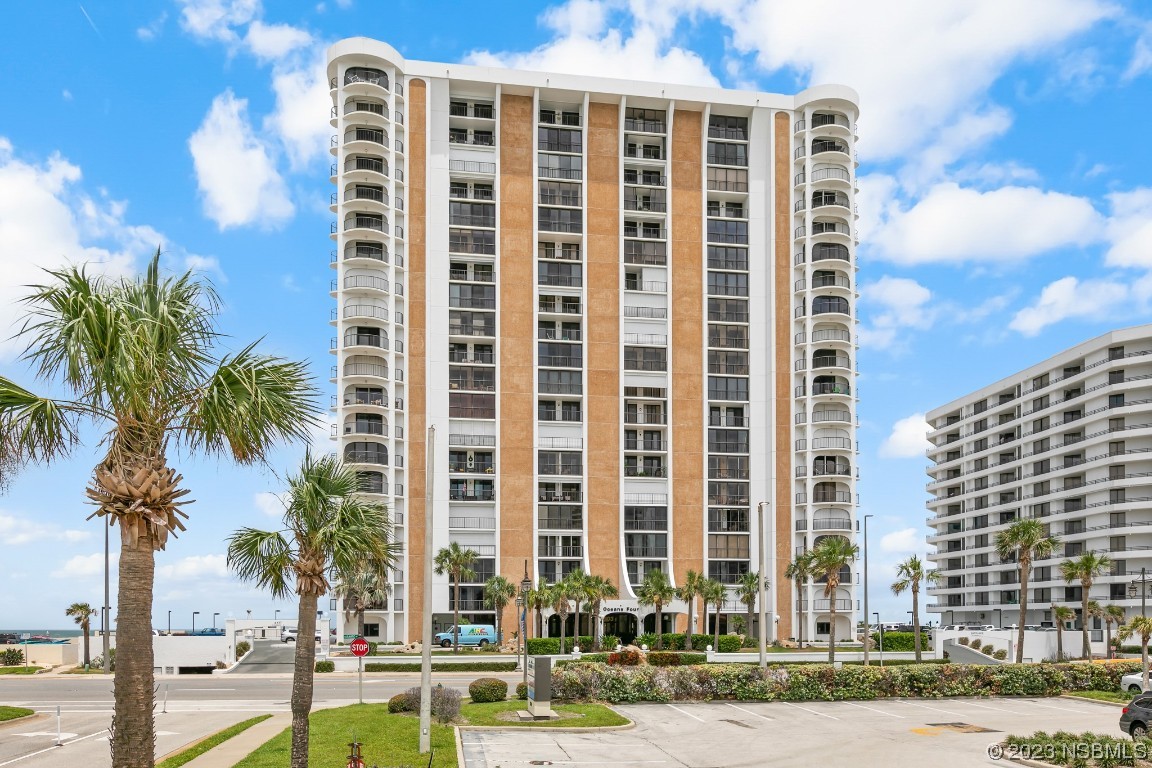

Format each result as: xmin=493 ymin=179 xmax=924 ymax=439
xmin=520 ymin=562 xmax=532 ymax=693
xmin=863 ymin=514 xmax=873 ymax=666
xmin=874 ymin=611 xmax=883 ymax=668
xmin=757 ymin=501 xmax=769 ymax=670
xmin=167 ymin=610 xmax=171 ymax=635
xmin=213 ymin=612 xmax=220 ymax=630
xmin=102 ymin=514 xmax=110 ymax=674
xmin=192 ymin=611 xmax=199 ymax=635
xmin=1129 ymin=568 xmax=1150 ymax=689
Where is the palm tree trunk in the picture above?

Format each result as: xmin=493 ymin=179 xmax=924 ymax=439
xmin=797 ymin=578 xmax=804 ymax=649
xmin=573 ymin=599 xmax=581 ymax=643
xmin=1080 ymin=580 xmax=1091 ymax=659
xmin=685 ymin=599 xmax=694 ymax=652
xmin=828 ymin=579 xmax=838 ymax=665
xmin=1056 ymin=624 xmax=1063 ymax=661
xmin=1106 ymin=623 xmax=1113 ymax=659
xmin=656 ymin=604 xmax=664 ymax=650
xmin=912 ymin=586 xmax=922 ymax=663
xmin=290 ymin=592 xmax=319 ymax=768
xmin=82 ymin=624 xmax=91 ymax=668
xmin=559 ymin=610 xmax=566 ymax=654
xmin=592 ymin=607 xmax=601 ymax=651
xmin=1015 ymin=557 xmax=1030 ymax=664
xmin=452 ymin=575 xmax=460 ymax=655
xmin=494 ymin=603 xmax=502 ymax=647
xmin=746 ymin=602 xmax=753 ymax=646
xmin=713 ymin=602 xmax=721 ymax=651
xmin=111 ymin=536 xmax=156 ymax=768
xmin=356 ymin=608 xmax=365 ymax=638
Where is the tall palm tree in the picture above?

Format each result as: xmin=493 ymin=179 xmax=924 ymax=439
xmin=0 ymin=253 xmax=316 ymax=768
xmin=585 ymin=575 xmax=619 ymax=650
xmin=1119 ymin=616 xmax=1152 ymax=692
xmin=526 ymin=580 xmax=550 ymax=638
xmin=65 ymin=602 xmax=96 ymax=668
xmin=549 ymin=580 xmax=575 ymax=653
xmin=333 ymin=564 xmax=390 ymax=638
xmin=1060 ymin=552 xmax=1112 ymax=659
xmin=678 ymin=569 xmax=706 ymax=651
xmin=636 ymin=569 xmax=677 ymax=650
xmin=734 ymin=570 xmax=761 ymax=645
xmin=564 ymin=569 xmax=591 ymax=642
xmin=995 ymin=519 xmax=1059 ymax=663
xmin=433 ymin=542 xmax=479 ymax=654
xmin=227 ymin=452 xmax=397 ymax=768
xmin=1105 ymin=604 xmax=1127 ymax=658
xmin=483 ymin=575 xmax=517 ymax=646
xmin=809 ymin=537 xmax=860 ymax=663
xmin=890 ymin=555 xmax=939 ymax=663
xmin=785 ymin=551 xmax=814 ymax=648
xmin=701 ymin=578 xmax=726 ymax=650
xmin=1053 ymin=605 xmax=1075 ymax=661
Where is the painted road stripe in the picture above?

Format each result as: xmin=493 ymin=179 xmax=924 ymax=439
xmin=1024 ymin=699 xmax=1097 ymax=714
xmin=781 ymin=701 xmax=839 ymax=720
xmin=0 ymin=729 xmax=109 ymax=767
xmin=724 ymin=702 xmax=774 ymax=721
xmin=895 ymin=700 xmax=963 ymax=716
xmin=844 ymin=702 xmax=903 ymax=718
xmin=954 ymin=700 xmax=1019 ymax=714
xmin=666 ymin=704 xmax=706 ymax=722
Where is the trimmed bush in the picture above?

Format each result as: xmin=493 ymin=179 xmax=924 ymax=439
xmin=516 ymin=682 xmax=528 ymax=700
xmin=635 ymin=632 xmax=743 ymax=651
xmin=468 ymin=677 xmax=508 ymax=703
xmin=368 ymin=642 xmax=379 ymax=656
xmin=872 ymin=632 xmax=930 ymax=653
xmin=982 ymin=644 xmax=996 ymax=655
xmin=392 ymin=686 xmax=461 ymax=722
xmin=957 ymin=637 xmax=970 ymax=646
xmin=388 ymin=693 xmax=411 ymax=713
xmin=994 ymin=649 xmax=1008 ymax=660
xmin=315 ymin=660 xmax=335 ymax=673
xmin=2 ymin=649 xmax=25 ymax=666
xmin=235 ymin=641 xmax=251 ymax=660
xmin=648 ymin=652 xmax=708 ymax=667
xmin=608 ymin=650 xmax=643 ymax=666
xmin=364 ymin=661 xmax=516 ymax=672
xmin=527 ymin=635 xmax=621 ymax=654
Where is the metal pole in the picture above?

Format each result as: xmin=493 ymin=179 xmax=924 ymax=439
xmin=522 ymin=562 xmax=531 ymax=694
xmin=103 ymin=515 xmax=110 ymax=674
xmin=55 ymin=705 xmax=62 ymax=746
xmin=874 ymin=611 xmax=883 ymax=668
xmin=419 ymin=425 xmax=436 ymax=754
xmin=757 ymin=501 xmax=767 ymax=670
xmin=358 ymin=655 xmax=363 ymax=705
xmin=163 ymin=684 xmax=168 ymax=714
xmin=863 ymin=514 xmax=872 ymax=666
xmin=1143 ymin=567 xmax=1149 ymax=692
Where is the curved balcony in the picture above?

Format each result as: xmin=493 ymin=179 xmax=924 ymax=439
xmin=343 ymin=155 xmax=389 ymax=180
xmin=344 ymin=214 xmax=387 ymax=235
xmin=810 ymin=138 xmax=850 ymax=158
xmin=343 ymin=273 xmax=391 ymax=294
xmin=810 ymin=242 xmax=851 ymax=263
xmin=809 ymin=436 xmax=854 ymax=451
xmin=810 ymin=409 xmax=853 ymax=424
xmin=343 ymin=331 xmax=389 ymax=351
xmin=811 ymin=112 xmax=852 ymax=134
xmin=341 ymin=388 xmax=389 ymax=408
xmin=341 ymin=304 xmax=389 ymax=322
xmin=807 ymin=378 xmax=852 ymax=397
xmin=342 ymin=184 xmax=388 ymax=207
xmin=797 ymin=272 xmax=851 ymax=292
xmin=811 ymin=457 xmax=851 ymax=477
xmin=811 ymin=191 xmax=851 ymax=211
xmin=344 ymin=127 xmax=389 ymax=149
xmin=355 ymin=471 xmax=388 ymax=496
xmin=340 ymin=67 xmax=390 ymax=92
xmin=809 ymin=166 xmax=853 ymax=187
xmin=341 ymin=417 xmax=388 ymax=437
xmin=810 ymin=219 xmax=852 ymax=240
xmin=344 ymin=442 xmax=389 ymax=466
xmin=343 ymin=356 xmax=389 ymax=380
xmin=342 ymin=241 xmax=389 ymax=265
xmin=812 ymin=351 xmax=852 ymax=371
xmin=810 ymin=296 xmax=851 ymax=317
xmin=812 ymin=516 xmax=854 ymax=532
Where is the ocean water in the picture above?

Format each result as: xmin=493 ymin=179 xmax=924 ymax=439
xmin=1 ymin=630 xmax=83 ymax=638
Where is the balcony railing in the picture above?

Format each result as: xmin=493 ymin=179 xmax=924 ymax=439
xmin=343 ymin=334 xmax=389 ymax=350
xmin=812 ymin=518 xmax=853 ymax=531
xmin=449 ymin=159 xmax=496 ymax=174
xmin=624 ymin=466 xmax=667 ymax=477
xmin=624 ymin=412 xmax=666 ymax=425
xmin=345 ymin=128 xmax=387 ymax=147
xmin=345 ymin=216 xmax=386 ymax=233
xmin=345 ymin=450 xmax=388 ymax=465
xmin=448 ymin=489 xmax=495 ymax=501
xmin=448 ymin=516 xmax=497 ymax=529
xmin=539 ymin=546 xmax=584 ymax=557
xmin=623 ymin=172 xmax=666 ymax=187
xmin=624 ymin=118 xmax=666 ymax=133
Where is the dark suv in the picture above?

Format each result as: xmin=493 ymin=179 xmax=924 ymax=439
xmin=0 ymin=633 xmax=17 ymax=645
xmin=1120 ymin=694 xmax=1152 ymax=739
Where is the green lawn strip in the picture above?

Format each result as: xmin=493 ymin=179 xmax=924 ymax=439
xmin=0 ymin=667 xmax=42 ymax=675
xmin=1063 ymin=689 xmax=1132 ymax=704
xmin=157 ymin=714 xmax=271 ymax=768
xmin=233 ymin=705 xmax=456 ymax=768
xmin=0 ymin=706 xmax=35 ymax=722
xmin=461 ymin=700 xmax=629 ymax=728
xmin=62 ymin=667 xmax=110 ymax=675
xmin=365 ymin=661 xmax=516 ymax=672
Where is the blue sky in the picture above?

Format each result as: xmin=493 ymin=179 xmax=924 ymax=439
xmin=2 ymin=0 xmax=1152 ymax=630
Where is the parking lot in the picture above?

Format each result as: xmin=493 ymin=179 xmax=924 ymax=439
xmin=461 ymin=696 xmax=1123 ymax=768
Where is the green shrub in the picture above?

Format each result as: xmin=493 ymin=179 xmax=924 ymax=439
xmin=648 ymin=652 xmax=708 ymax=667
xmin=387 ymin=693 xmax=410 ymax=713
xmin=235 ymin=641 xmax=251 ymax=660
xmin=363 ymin=661 xmax=516 ymax=672
xmin=994 ymin=649 xmax=1008 ymax=660
xmin=608 ymin=650 xmax=643 ymax=666
xmin=516 ymin=682 xmax=528 ymax=700
xmin=982 ymin=644 xmax=996 ymax=655
xmin=526 ymin=635 xmax=616 ymax=654
xmin=1 ymin=649 xmax=25 ymax=666
xmin=393 ymin=686 xmax=461 ymax=722
xmin=315 ymin=660 xmax=335 ymax=673
xmin=468 ymin=677 xmax=508 ymax=703
xmin=386 ymin=640 xmax=403 ymax=645
xmin=957 ymin=637 xmax=970 ymax=646
xmin=872 ymin=632 xmax=930 ymax=652
xmin=368 ymin=642 xmax=379 ymax=656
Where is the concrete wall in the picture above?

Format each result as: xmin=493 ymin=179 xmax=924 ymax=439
xmin=17 ymin=642 xmax=78 ymax=667
xmin=934 ymin=627 xmax=1103 ymax=662
xmin=152 ymin=636 xmax=229 ymax=674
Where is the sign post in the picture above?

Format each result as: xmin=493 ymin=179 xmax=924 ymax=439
xmin=350 ymin=636 xmax=370 ymax=705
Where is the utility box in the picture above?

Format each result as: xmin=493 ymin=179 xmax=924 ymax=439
xmin=527 ymin=656 xmax=553 ymax=719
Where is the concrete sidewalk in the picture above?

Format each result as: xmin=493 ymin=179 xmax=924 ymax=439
xmin=175 ymin=712 xmax=290 ymax=768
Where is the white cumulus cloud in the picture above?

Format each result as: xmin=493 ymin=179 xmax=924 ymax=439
xmin=879 ymin=527 xmax=922 ymax=554
xmin=188 ymin=90 xmax=294 ymax=229
xmin=1104 ymin=188 xmax=1152 ymax=269
xmin=265 ymin=51 xmax=331 ymax=170
xmin=1008 ymin=275 xmax=1146 ymax=336
xmin=858 ymin=277 xmax=935 ymax=351
xmin=244 ymin=20 xmax=313 ymax=61
xmin=880 ymin=413 xmax=931 ymax=459
xmin=157 ymin=553 xmax=229 ymax=580
xmin=254 ymin=491 xmax=286 ymax=517
xmin=52 ymin=552 xmax=119 ymax=579
xmin=0 ymin=513 xmax=91 ymax=546
xmin=178 ymin=0 xmax=261 ymax=45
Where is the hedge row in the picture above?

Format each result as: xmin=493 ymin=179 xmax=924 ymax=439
xmin=550 ymin=661 xmax=1144 ymax=704
xmin=871 ymin=632 xmax=931 ymax=653
xmin=526 ymin=636 xmax=621 ymax=655
xmin=364 ymin=661 xmax=517 ymax=672
xmin=636 ymin=633 xmax=746 ymax=652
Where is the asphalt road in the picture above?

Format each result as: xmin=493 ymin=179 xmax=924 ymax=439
xmin=231 ymin=637 xmax=297 ymax=673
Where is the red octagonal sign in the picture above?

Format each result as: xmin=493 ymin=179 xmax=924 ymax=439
xmin=350 ymin=637 xmax=370 ymax=657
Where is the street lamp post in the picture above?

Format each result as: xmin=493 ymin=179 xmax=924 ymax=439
xmin=192 ymin=611 xmax=199 ymax=635
xmin=874 ymin=611 xmax=884 ymax=668
xmin=1129 ymin=568 xmax=1150 ymax=689
xmin=213 ymin=612 xmax=220 ymax=630
xmin=102 ymin=515 xmax=110 ymax=674
xmin=520 ymin=562 xmax=532 ymax=693
xmin=757 ymin=501 xmax=769 ymax=670
xmin=167 ymin=611 xmax=171 ymax=635
xmin=863 ymin=514 xmax=873 ymax=666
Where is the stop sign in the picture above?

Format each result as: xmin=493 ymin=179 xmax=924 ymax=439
xmin=350 ymin=637 xmax=370 ymax=657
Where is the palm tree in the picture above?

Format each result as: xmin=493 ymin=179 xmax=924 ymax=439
xmin=994 ymin=519 xmax=1060 ymax=663
xmin=678 ymin=569 xmax=706 ymax=651
xmin=1105 ymin=604 xmax=1127 ymax=658
xmin=1119 ymin=616 xmax=1152 ymax=692
xmin=585 ymin=575 xmax=619 ymax=650
xmin=890 ymin=555 xmax=939 ymax=663
xmin=808 ymin=537 xmax=860 ymax=663
xmin=333 ymin=564 xmax=390 ymax=638
xmin=65 ymin=602 xmax=96 ymax=668
xmin=734 ymin=570 xmax=761 ymax=646
xmin=483 ymin=575 xmax=517 ymax=647
xmin=1053 ymin=605 xmax=1075 ymax=661
xmin=636 ymin=569 xmax=677 ymax=649
xmin=564 ymin=569 xmax=591 ymax=642
xmin=549 ymin=580 xmax=575 ymax=653
xmin=526 ymin=580 xmax=550 ymax=638
xmin=0 ymin=253 xmax=316 ymax=768
xmin=227 ymin=452 xmax=397 ymax=768
xmin=785 ymin=551 xmax=814 ymax=648
xmin=1060 ymin=552 xmax=1112 ymax=659
xmin=433 ymin=542 xmax=479 ymax=654
xmin=701 ymin=578 xmax=727 ymax=650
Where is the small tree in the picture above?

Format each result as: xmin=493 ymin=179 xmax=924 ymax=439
xmin=433 ymin=543 xmax=479 ymax=654
xmin=549 ymin=580 xmax=575 ymax=652
xmin=1119 ymin=616 xmax=1152 ymax=691
xmin=734 ymin=570 xmax=761 ymax=644
xmin=994 ymin=519 xmax=1059 ymax=663
xmin=564 ymin=569 xmax=591 ymax=641
xmin=483 ymin=575 xmax=517 ymax=646
xmin=677 ymin=569 xmax=706 ymax=651
xmin=890 ymin=555 xmax=938 ymax=663
xmin=635 ymin=570 xmax=676 ymax=649
xmin=785 ymin=552 xmax=814 ymax=648
xmin=809 ymin=536 xmax=860 ymax=664
xmin=526 ymin=580 xmax=550 ymax=638
xmin=333 ymin=564 xmax=390 ymax=638
xmin=1105 ymin=604 xmax=1127 ymax=657
xmin=586 ymin=575 xmax=618 ymax=650
xmin=1059 ymin=553 xmax=1111 ymax=659
xmin=1053 ymin=605 xmax=1075 ymax=661
xmin=701 ymin=578 xmax=726 ymax=650
xmin=65 ymin=602 xmax=96 ymax=668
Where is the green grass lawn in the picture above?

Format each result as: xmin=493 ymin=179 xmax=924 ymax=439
xmin=461 ymin=700 xmax=629 ymax=728
xmin=158 ymin=715 xmax=271 ymax=768
xmin=0 ymin=667 xmax=42 ymax=675
xmin=1065 ymin=690 xmax=1133 ymax=704
xmin=233 ymin=705 xmax=457 ymax=768
xmin=62 ymin=666 xmax=111 ymax=675
xmin=0 ymin=706 xmax=35 ymax=722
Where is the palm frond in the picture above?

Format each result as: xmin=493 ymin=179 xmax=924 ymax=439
xmin=226 ymin=528 xmax=295 ymax=600
xmin=0 ymin=379 xmax=85 ymax=480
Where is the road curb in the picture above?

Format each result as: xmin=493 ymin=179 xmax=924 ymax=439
xmin=1059 ymin=693 xmax=1127 ymax=707
xmin=0 ymin=712 xmax=45 ymax=729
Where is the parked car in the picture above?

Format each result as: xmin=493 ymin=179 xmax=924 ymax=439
xmin=0 ymin=633 xmax=18 ymax=645
xmin=1122 ymin=673 xmax=1149 ymax=693
xmin=281 ymin=627 xmax=322 ymax=643
xmin=195 ymin=628 xmax=225 ymax=636
xmin=434 ymin=624 xmax=495 ymax=648
xmin=1120 ymin=693 xmax=1152 ymax=738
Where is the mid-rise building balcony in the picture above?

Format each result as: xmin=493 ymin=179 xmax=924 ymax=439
xmin=449 ymin=482 xmax=495 ymax=501
xmin=341 ymin=241 xmax=390 ymax=265
xmin=344 ymin=127 xmax=389 ymax=149
xmin=339 ymin=67 xmax=390 ymax=91
xmin=343 ymin=213 xmax=387 ymax=234
xmin=344 ymin=442 xmax=389 ymax=466
xmin=809 ymin=138 xmax=851 ymax=159
xmin=623 ymin=169 xmax=666 ymax=187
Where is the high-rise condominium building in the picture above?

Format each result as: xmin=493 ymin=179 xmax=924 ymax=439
xmin=926 ymin=326 xmax=1152 ymax=635
xmin=326 ymin=37 xmax=860 ymax=645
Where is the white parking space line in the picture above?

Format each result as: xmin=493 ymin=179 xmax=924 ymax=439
xmin=843 ymin=702 xmax=903 ymax=718
xmin=952 ymin=700 xmax=1021 ymax=714
xmin=894 ymin=700 xmax=963 ymax=716
xmin=724 ymin=702 xmax=774 ymax=721
xmin=666 ymin=703 xmax=706 ymax=722
xmin=781 ymin=701 xmax=839 ymax=720
xmin=1024 ymin=699 xmax=1099 ymax=714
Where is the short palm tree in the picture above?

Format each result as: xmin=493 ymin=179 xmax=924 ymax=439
xmin=564 ymin=569 xmax=591 ymax=642
xmin=1119 ymin=616 xmax=1152 ymax=692
xmin=1106 ymin=604 xmax=1127 ymax=657
xmin=891 ymin=555 xmax=939 ymax=662
xmin=678 ymin=569 xmax=706 ymax=651
xmin=701 ymin=578 xmax=727 ymax=650
xmin=483 ymin=575 xmax=517 ymax=646
xmin=65 ymin=602 xmax=96 ymax=668
xmin=734 ymin=570 xmax=761 ymax=645
xmin=526 ymin=580 xmax=550 ymax=638
xmin=586 ymin=575 xmax=619 ymax=650
xmin=227 ymin=452 xmax=397 ymax=768
xmin=785 ymin=551 xmax=814 ymax=648
xmin=333 ymin=563 xmax=390 ymax=638
xmin=636 ymin=569 xmax=677 ymax=649
xmin=994 ymin=519 xmax=1059 ymax=663
xmin=809 ymin=536 xmax=860 ymax=663
xmin=549 ymin=580 xmax=575 ymax=653
xmin=433 ymin=542 xmax=479 ymax=654
xmin=0 ymin=253 xmax=316 ymax=768
xmin=1053 ymin=605 xmax=1075 ymax=661
xmin=1060 ymin=553 xmax=1111 ymax=658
